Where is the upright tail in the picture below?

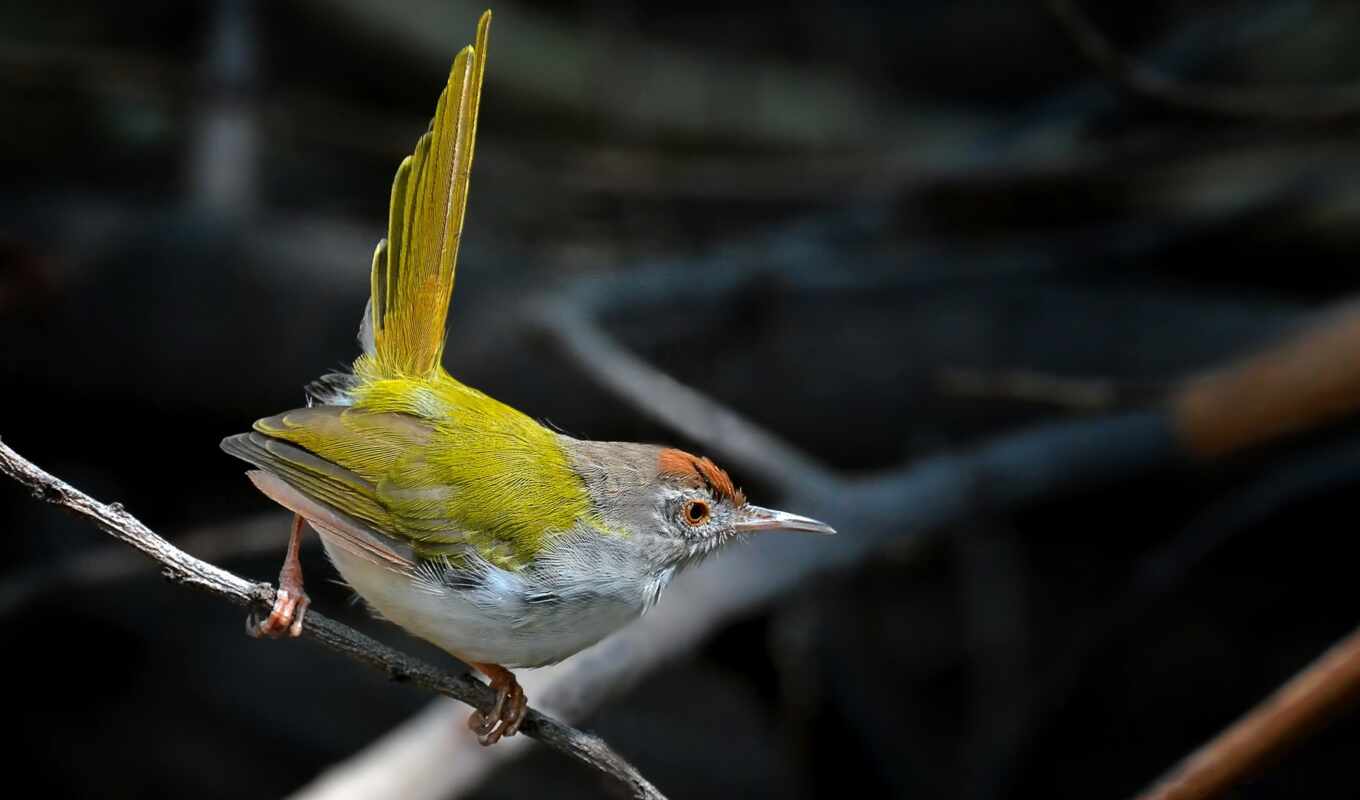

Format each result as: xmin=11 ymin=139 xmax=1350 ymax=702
xmin=360 ymin=9 xmax=491 ymax=378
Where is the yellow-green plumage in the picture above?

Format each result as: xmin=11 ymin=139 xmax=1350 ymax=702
xmin=238 ymin=10 xmax=597 ymax=570
xmin=222 ymin=7 xmax=833 ymax=715
xmin=368 ymin=9 xmax=488 ymax=378
xmin=253 ymin=375 xmax=595 ymax=568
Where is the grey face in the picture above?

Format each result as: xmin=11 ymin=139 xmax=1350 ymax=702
xmin=562 ymin=438 xmax=835 ymax=572
xmin=655 ymin=482 xmax=742 ymax=559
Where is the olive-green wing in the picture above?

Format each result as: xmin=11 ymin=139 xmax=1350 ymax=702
xmin=223 ymin=405 xmax=558 ymax=569
xmin=221 ymin=429 xmax=394 ymax=533
xmin=234 ymin=459 xmax=419 ymax=577
xmin=367 ymin=10 xmax=491 ymax=377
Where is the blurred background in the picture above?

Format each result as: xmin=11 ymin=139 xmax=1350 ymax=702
xmin=5 ymin=0 xmax=1360 ymax=797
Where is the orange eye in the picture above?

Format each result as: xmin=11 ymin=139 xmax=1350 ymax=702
xmin=682 ymin=499 xmax=710 ymax=526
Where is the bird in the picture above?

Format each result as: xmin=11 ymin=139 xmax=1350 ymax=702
xmin=220 ymin=9 xmax=835 ymax=746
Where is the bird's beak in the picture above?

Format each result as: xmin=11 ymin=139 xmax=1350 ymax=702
xmin=734 ymin=505 xmax=837 ymax=535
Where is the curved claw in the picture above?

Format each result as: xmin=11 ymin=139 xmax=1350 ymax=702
xmin=502 ymin=682 xmax=527 ymax=737
xmin=250 ymin=588 xmax=310 ymax=639
xmin=467 ymin=664 xmax=528 ymax=746
xmin=248 ymin=513 xmax=310 ymax=640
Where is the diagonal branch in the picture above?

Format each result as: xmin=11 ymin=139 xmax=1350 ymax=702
xmin=1134 ymin=624 xmax=1360 ymax=800
xmin=0 ymin=437 xmax=665 ymax=800
xmin=534 ymin=302 xmax=833 ymax=495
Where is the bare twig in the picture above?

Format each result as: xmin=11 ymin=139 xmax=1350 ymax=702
xmin=936 ymin=367 xmax=1148 ymax=412
xmin=1044 ymin=0 xmax=1360 ymax=122
xmin=978 ymin=433 xmax=1360 ymax=795
xmin=1173 ymin=300 xmax=1360 ymax=458
xmin=534 ymin=302 xmax=833 ymax=495
xmin=0 ymin=437 xmax=665 ymax=800
xmin=1135 ymin=625 xmax=1360 ymax=800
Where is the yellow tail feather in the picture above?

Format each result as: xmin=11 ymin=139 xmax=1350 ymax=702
xmin=367 ymin=9 xmax=490 ymax=377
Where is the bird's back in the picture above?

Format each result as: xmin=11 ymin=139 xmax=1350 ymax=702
xmin=237 ymin=367 xmax=595 ymax=569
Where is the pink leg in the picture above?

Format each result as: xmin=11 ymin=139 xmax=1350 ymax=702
xmin=250 ymin=513 xmax=311 ymax=639
xmin=466 ymin=662 xmax=528 ymax=746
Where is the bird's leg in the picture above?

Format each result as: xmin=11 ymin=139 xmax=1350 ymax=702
xmin=250 ymin=513 xmax=311 ymax=639
xmin=466 ymin=662 xmax=527 ymax=746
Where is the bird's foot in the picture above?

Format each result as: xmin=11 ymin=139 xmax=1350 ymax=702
xmin=249 ymin=514 xmax=311 ymax=639
xmin=467 ymin=663 xmax=527 ymax=746
xmin=250 ymin=585 xmax=310 ymax=639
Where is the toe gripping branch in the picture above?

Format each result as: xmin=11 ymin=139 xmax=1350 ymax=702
xmin=248 ymin=514 xmax=311 ymax=639
xmin=468 ymin=662 xmax=528 ymax=746
xmin=242 ymin=514 xmax=527 ymax=747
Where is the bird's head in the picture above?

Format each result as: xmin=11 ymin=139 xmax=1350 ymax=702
xmin=564 ymin=440 xmax=835 ymax=569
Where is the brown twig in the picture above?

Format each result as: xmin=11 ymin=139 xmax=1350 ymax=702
xmin=1135 ymin=625 xmax=1360 ymax=800
xmin=0 ymin=437 xmax=666 ymax=800
xmin=1044 ymin=0 xmax=1360 ymax=122
xmin=1172 ymin=301 xmax=1360 ymax=458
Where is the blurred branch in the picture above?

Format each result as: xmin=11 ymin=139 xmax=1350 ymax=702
xmin=977 ymin=300 xmax=1360 ymax=791
xmin=307 ymin=0 xmax=894 ymax=148
xmin=1172 ymin=300 xmax=1360 ymax=458
xmin=0 ymin=438 xmax=665 ymax=800
xmin=1044 ymin=0 xmax=1360 ymax=122
xmin=936 ymin=367 xmax=1154 ymax=412
xmin=534 ymin=300 xmax=834 ymax=495
xmin=1135 ymin=624 xmax=1360 ymax=800
xmin=979 ymin=433 xmax=1360 ymax=795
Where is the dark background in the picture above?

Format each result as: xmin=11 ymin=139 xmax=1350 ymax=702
xmin=4 ymin=1 xmax=1360 ymax=797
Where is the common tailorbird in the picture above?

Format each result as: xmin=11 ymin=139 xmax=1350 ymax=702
xmin=222 ymin=9 xmax=835 ymax=745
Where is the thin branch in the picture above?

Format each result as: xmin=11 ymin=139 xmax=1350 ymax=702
xmin=1134 ymin=624 xmax=1360 ymax=800
xmin=533 ymin=301 xmax=835 ymax=495
xmin=936 ymin=367 xmax=1155 ymax=412
xmin=0 ymin=437 xmax=665 ymax=800
xmin=977 ymin=433 xmax=1360 ymax=795
xmin=1044 ymin=0 xmax=1360 ymax=122
xmin=1172 ymin=300 xmax=1360 ymax=458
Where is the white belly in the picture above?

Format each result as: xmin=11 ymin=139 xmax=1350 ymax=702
xmin=317 ymin=530 xmax=654 ymax=668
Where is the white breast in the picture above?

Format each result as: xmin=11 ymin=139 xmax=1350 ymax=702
xmin=316 ymin=528 xmax=670 ymax=668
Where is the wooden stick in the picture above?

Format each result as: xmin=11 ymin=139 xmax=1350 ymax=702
xmin=1173 ymin=302 xmax=1360 ymax=458
xmin=1135 ymin=625 xmax=1360 ymax=800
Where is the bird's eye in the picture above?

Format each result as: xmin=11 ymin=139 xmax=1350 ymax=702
xmin=682 ymin=499 xmax=710 ymax=527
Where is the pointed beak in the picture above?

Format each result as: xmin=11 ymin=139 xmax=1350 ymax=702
xmin=734 ymin=505 xmax=837 ymax=535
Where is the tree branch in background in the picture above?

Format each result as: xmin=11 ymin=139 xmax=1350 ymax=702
xmin=533 ymin=301 xmax=833 ymax=495
xmin=1172 ymin=301 xmax=1360 ymax=458
xmin=1135 ymin=625 xmax=1360 ymax=800
xmin=979 ymin=433 xmax=1360 ymax=796
xmin=0 ymin=438 xmax=666 ymax=800
xmin=936 ymin=367 xmax=1150 ymax=412
xmin=1044 ymin=0 xmax=1360 ymax=122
